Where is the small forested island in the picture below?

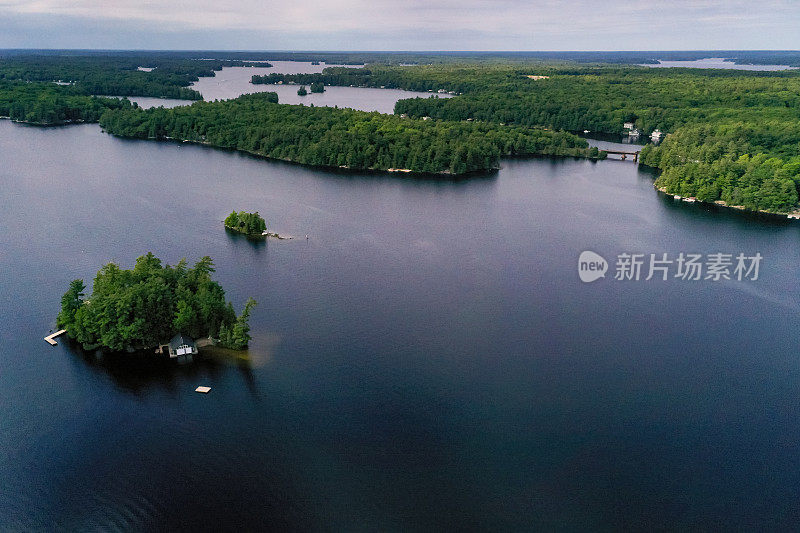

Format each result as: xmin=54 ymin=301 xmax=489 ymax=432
xmin=224 ymin=210 xmax=267 ymax=235
xmin=56 ymin=253 xmax=256 ymax=353
xmin=297 ymin=85 xmax=308 ymax=96
xmin=309 ymin=82 xmax=325 ymax=93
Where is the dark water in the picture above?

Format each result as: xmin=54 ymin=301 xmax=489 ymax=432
xmin=642 ymin=57 xmax=797 ymax=71
xmin=3 ymin=120 xmax=800 ymax=530
xmin=130 ymin=61 xmax=450 ymax=113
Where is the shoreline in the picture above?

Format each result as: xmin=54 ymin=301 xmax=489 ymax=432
xmin=224 ymin=225 xmax=292 ymax=239
xmin=120 ymin=132 xmax=498 ymax=177
xmin=655 ymin=185 xmax=800 ymax=220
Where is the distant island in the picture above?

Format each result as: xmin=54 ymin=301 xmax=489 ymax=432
xmin=57 ymin=253 xmax=256 ymax=353
xmin=297 ymin=85 xmax=308 ymax=96
xmin=224 ymin=210 xmax=267 ymax=235
xmin=309 ymin=82 xmax=325 ymax=93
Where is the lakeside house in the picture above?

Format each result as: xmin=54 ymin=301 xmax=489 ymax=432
xmin=168 ymin=333 xmax=198 ymax=358
xmin=623 ymin=122 xmax=641 ymax=137
xmin=651 ymin=129 xmax=663 ymax=141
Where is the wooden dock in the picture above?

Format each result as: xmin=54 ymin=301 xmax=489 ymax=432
xmin=44 ymin=329 xmax=67 ymax=346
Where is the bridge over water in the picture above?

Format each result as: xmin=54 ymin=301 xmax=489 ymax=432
xmin=603 ymin=150 xmax=641 ymax=162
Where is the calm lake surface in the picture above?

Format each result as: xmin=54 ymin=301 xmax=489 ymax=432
xmin=130 ymin=61 xmax=450 ymax=113
xmin=3 ymin=120 xmax=800 ymax=530
xmin=642 ymin=57 xmax=798 ymax=71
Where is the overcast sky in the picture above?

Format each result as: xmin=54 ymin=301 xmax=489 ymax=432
xmin=0 ymin=0 xmax=799 ymax=50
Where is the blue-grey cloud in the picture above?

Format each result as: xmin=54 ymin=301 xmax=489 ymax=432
xmin=0 ymin=1 xmax=798 ymax=50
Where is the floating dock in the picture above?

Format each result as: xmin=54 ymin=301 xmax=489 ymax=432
xmin=195 ymin=386 xmax=211 ymax=394
xmin=44 ymin=329 xmax=67 ymax=346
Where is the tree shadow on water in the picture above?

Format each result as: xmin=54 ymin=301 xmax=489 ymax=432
xmin=224 ymin=227 xmax=267 ymax=252
xmin=64 ymin=338 xmax=259 ymax=398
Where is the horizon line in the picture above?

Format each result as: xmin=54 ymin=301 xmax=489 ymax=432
xmin=2 ymin=48 xmax=800 ymax=53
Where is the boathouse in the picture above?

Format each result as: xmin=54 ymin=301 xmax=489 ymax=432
xmin=168 ymin=333 xmax=198 ymax=358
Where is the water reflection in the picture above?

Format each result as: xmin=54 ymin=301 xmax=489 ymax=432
xmin=62 ymin=336 xmax=276 ymax=399
xmin=224 ymin=226 xmax=267 ymax=251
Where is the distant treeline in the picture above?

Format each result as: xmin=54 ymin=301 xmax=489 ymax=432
xmin=98 ymin=92 xmax=598 ymax=175
xmin=0 ymin=55 xmax=230 ymax=99
xmin=7 ymin=49 xmax=800 ymax=67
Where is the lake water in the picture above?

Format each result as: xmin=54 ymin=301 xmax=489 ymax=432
xmin=642 ymin=57 xmax=797 ymax=71
xmin=3 ymin=120 xmax=800 ymax=530
xmin=130 ymin=61 xmax=450 ymax=114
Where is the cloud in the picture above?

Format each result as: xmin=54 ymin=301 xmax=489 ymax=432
xmin=0 ymin=0 xmax=798 ymax=50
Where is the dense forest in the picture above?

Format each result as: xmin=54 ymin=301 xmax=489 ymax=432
xmin=98 ymin=92 xmax=597 ymax=175
xmin=0 ymin=81 xmax=134 ymax=124
xmin=57 ymin=253 xmax=255 ymax=352
xmin=258 ymin=63 xmax=800 ymax=211
xmin=639 ymin=123 xmax=800 ymax=212
xmin=225 ymin=211 xmax=267 ymax=235
xmin=0 ymin=55 xmax=267 ymax=99
xmin=0 ymin=54 xmax=240 ymax=124
xmin=257 ymin=64 xmax=800 ymax=134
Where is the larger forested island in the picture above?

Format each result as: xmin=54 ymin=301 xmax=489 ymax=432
xmin=57 ymin=253 xmax=256 ymax=352
xmin=3 ymin=51 xmax=800 ymax=210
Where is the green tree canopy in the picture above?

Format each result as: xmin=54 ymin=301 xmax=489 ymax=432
xmin=56 ymin=253 xmax=256 ymax=352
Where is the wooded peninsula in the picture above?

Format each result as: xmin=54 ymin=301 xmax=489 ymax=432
xmin=97 ymin=92 xmax=596 ymax=175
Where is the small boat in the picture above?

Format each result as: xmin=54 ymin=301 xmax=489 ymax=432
xmin=673 ymin=195 xmax=682 ymax=200
xmin=683 ymin=197 xmax=697 ymax=203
